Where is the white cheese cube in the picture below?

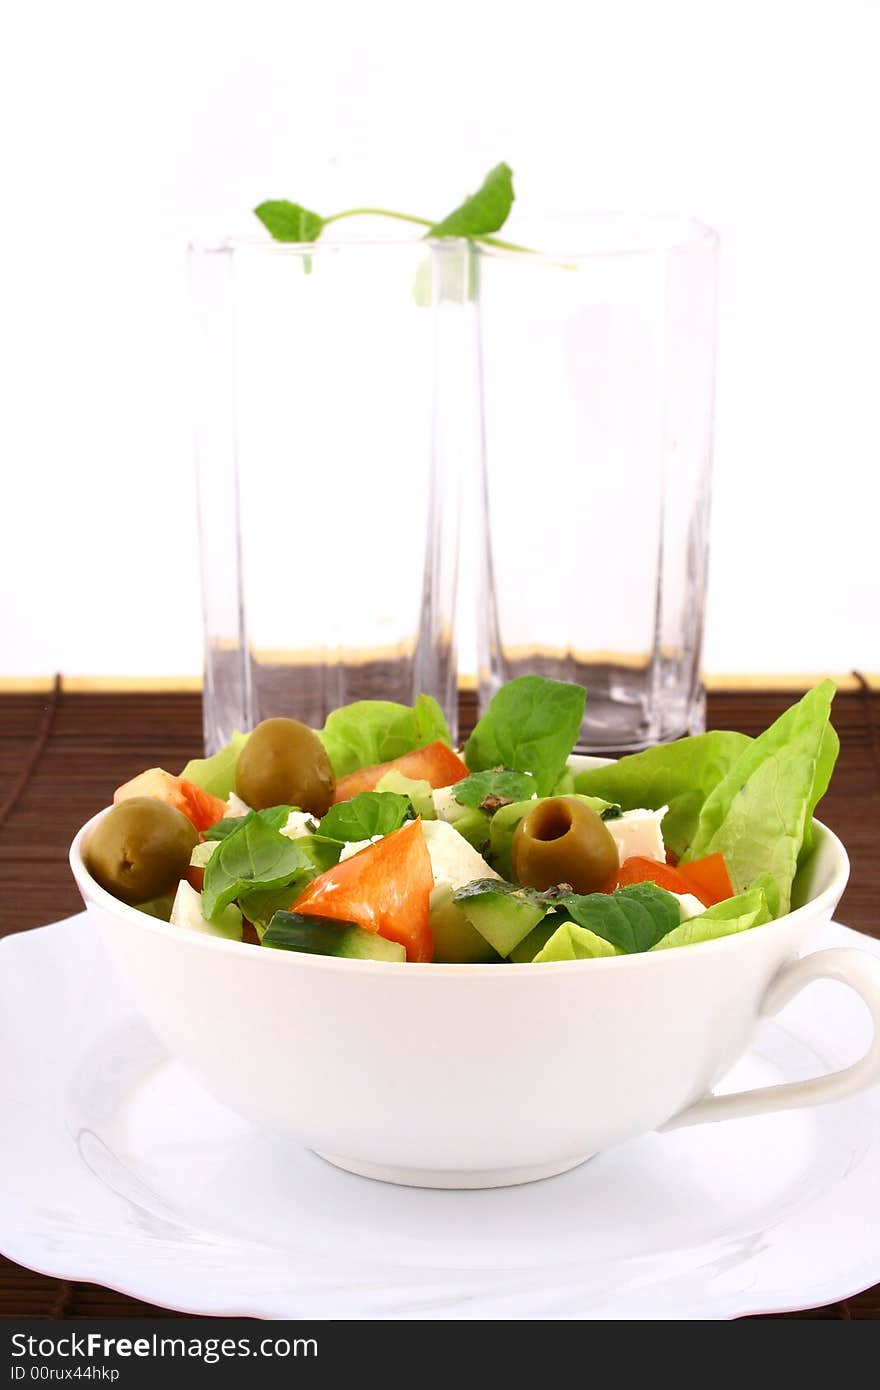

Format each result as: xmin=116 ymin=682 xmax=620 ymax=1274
xmin=670 ymin=891 xmax=706 ymax=922
xmin=280 ymin=810 xmax=320 ymax=840
xmin=421 ymin=818 xmax=500 ymax=890
xmin=432 ymin=785 xmax=460 ymax=821
xmin=338 ymin=834 xmax=384 ymax=862
xmin=606 ymin=807 xmax=667 ymax=866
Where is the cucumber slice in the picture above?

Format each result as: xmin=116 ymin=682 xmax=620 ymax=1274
xmin=134 ymin=892 xmax=177 ymax=922
xmin=263 ymin=911 xmax=405 ymax=962
xmin=454 ymin=880 xmax=547 ymax=957
xmin=507 ymin=918 xmax=559 ymax=963
xmin=375 ymin=769 xmax=436 ymax=820
xmin=430 ymin=884 xmax=501 ymax=964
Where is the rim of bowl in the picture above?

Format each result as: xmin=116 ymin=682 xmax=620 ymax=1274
xmin=69 ymin=808 xmax=850 ymax=979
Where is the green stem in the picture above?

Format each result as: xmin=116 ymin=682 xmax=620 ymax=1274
xmin=321 ymin=206 xmax=536 ymax=255
xmin=322 ymin=207 xmax=434 ymax=229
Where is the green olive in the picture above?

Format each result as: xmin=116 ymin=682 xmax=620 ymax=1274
xmin=511 ymin=796 xmax=618 ymax=895
xmin=236 ymin=717 xmax=335 ymax=815
xmin=86 ymin=797 xmax=198 ymax=905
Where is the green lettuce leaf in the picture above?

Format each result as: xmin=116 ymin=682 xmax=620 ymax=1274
xmin=464 ymin=676 xmax=586 ymax=797
xmin=557 ymin=882 xmax=681 ymax=953
xmin=572 ymin=730 xmax=751 ymax=857
xmin=317 ymin=694 xmax=450 ymax=779
xmin=683 ymin=682 xmax=837 ymax=916
xmin=318 ymin=791 xmax=412 ymax=843
xmin=180 ymin=730 xmax=250 ymax=800
xmin=452 ymin=768 xmax=537 ymax=809
xmin=651 ymin=888 xmax=772 ymax=951
xmin=533 ymin=921 xmax=622 ymax=962
xmin=801 ymin=721 xmax=839 ymax=858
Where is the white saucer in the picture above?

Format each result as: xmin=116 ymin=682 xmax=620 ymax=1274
xmin=2 ymin=914 xmax=879 ymax=1320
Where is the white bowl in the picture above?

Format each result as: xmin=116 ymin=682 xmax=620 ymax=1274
xmin=69 ymin=758 xmax=880 ymax=1189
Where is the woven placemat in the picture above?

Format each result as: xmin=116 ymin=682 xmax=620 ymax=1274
xmin=2 ymin=685 xmax=879 ymax=1319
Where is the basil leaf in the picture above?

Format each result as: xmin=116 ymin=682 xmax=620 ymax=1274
xmin=318 ymin=792 xmax=412 ymax=843
xmin=427 ymin=163 xmax=515 ymax=239
xmin=203 ymin=805 xmax=295 ymax=842
xmin=318 ymin=693 xmax=450 ymax=779
xmin=452 ymin=768 xmax=537 ymax=811
xmin=464 ymin=675 xmax=586 ymax=797
xmin=558 ymin=883 xmax=681 ymax=954
xmin=202 ymin=817 xmax=321 ymax=921
xmin=238 ymin=837 xmax=341 ymax=929
xmin=254 ymin=201 xmax=324 ymax=242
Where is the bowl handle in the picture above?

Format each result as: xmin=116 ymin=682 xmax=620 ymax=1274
xmin=662 ymin=947 xmax=880 ymax=1130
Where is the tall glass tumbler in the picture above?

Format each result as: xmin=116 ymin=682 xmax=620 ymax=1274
xmin=191 ymin=240 xmax=476 ymax=753
xmin=475 ymin=217 xmax=718 ymax=752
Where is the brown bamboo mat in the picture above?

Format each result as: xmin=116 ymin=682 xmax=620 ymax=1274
xmin=1 ymin=685 xmax=879 ymax=1320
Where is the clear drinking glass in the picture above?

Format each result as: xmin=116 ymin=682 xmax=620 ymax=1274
xmin=475 ymin=216 xmax=718 ymax=752
xmin=190 ymin=239 xmax=476 ymax=753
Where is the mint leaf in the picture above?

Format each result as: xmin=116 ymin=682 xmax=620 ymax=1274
xmin=203 ymin=805 xmax=295 ymax=842
xmin=318 ymin=791 xmax=412 ymax=843
xmin=427 ymin=163 xmax=515 ymax=238
xmin=464 ymin=675 xmax=585 ymax=797
xmin=559 ymin=883 xmax=680 ymax=954
xmin=202 ymin=816 xmax=326 ymax=921
xmin=452 ymin=768 xmax=537 ymax=811
xmin=254 ymin=201 xmax=324 ymax=243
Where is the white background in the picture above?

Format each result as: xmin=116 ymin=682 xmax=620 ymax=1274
xmin=2 ymin=0 xmax=878 ymax=679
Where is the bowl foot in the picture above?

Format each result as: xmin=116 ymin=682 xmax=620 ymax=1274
xmin=313 ymin=1151 xmax=592 ymax=1189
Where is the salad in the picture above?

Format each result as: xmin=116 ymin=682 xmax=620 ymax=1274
xmin=82 ymin=676 xmax=838 ymax=965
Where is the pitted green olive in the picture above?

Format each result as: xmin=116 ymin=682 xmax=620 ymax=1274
xmin=236 ymin=717 xmax=335 ymax=816
xmin=511 ymin=796 xmax=618 ymax=894
xmin=86 ymin=797 xmax=198 ymax=905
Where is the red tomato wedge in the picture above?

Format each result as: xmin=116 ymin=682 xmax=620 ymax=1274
xmin=612 ymin=852 xmax=735 ymax=908
xmin=676 ymin=852 xmax=735 ymax=908
xmin=332 ymin=742 xmax=469 ymax=804
xmin=113 ymin=768 xmax=227 ymax=832
xmin=613 ymin=856 xmax=693 ymax=897
xmin=292 ymin=818 xmax=434 ymax=962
